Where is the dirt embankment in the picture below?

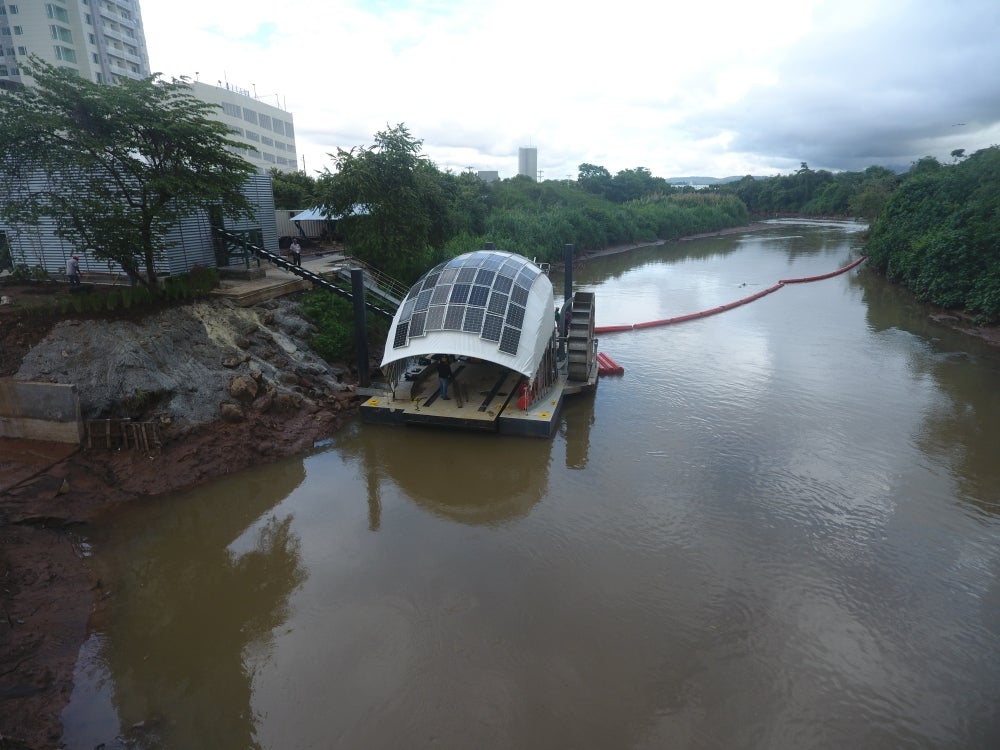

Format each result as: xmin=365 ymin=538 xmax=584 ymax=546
xmin=0 ymin=292 xmax=369 ymax=749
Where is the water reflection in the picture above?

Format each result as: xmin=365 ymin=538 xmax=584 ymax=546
xmin=336 ymin=424 xmax=564 ymax=526
xmin=86 ymin=461 xmax=308 ymax=748
xmin=559 ymin=392 xmax=596 ymax=469
xmin=857 ymin=270 xmax=1000 ymax=515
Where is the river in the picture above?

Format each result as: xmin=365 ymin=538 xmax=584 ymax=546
xmin=62 ymin=220 xmax=1000 ymax=749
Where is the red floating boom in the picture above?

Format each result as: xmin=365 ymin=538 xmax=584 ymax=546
xmin=597 ymin=352 xmax=625 ymax=376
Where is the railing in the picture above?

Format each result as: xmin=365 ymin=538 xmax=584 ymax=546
xmin=331 ymin=256 xmax=409 ymax=304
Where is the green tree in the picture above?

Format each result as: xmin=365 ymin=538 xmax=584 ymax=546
xmin=0 ymin=58 xmax=256 ymax=290
xmin=269 ymin=168 xmax=318 ymax=209
xmin=315 ymin=123 xmax=450 ymax=281
xmin=866 ymin=146 xmax=1000 ymax=322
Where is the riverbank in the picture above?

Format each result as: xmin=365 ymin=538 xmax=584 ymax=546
xmin=0 ymin=295 xmax=366 ymax=748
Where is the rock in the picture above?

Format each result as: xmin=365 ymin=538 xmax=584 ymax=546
xmin=219 ymin=402 xmax=245 ymax=422
xmin=229 ymin=375 xmax=259 ymax=404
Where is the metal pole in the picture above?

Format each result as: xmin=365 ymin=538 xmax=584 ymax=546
xmin=563 ymin=244 xmax=574 ymax=336
xmin=351 ymin=269 xmax=370 ymax=388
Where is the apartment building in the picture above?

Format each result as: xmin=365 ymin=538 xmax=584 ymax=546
xmin=0 ymin=0 xmax=150 ymax=87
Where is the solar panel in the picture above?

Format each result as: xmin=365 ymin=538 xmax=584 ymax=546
xmin=505 ymin=303 xmax=525 ymax=329
xmin=516 ymin=267 xmax=537 ymax=289
xmin=462 ymin=306 xmax=484 ymax=332
xmin=415 ymin=288 xmax=432 ymax=312
xmin=390 ymin=248 xmax=547 ymax=360
xmin=392 ymin=321 xmax=409 ymax=349
xmin=469 ymin=285 xmax=490 ymax=307
xmin=499 ymin=325 xmax=521 ymax=355
xmin=431 ymin=284 xmax=451 ymax=305
xmin=487 ymin=291 xmax=508 ymax=316
xmin=398 ymin=296 xmax=416 ymax=322
xmin=500 ymin=258 xmax=524 ymax=276
xmin=482 ymin=313 xmax=504 ymax=342
xmin=409 ymin=311 xmax=426 ymax=337
xmin=444 ymin=304 xmax=465 ymax=330
xmin=426 ymin=305 xmax=445 ymax=331
xmin=510 ymin=285 xmax=529 ymax=307
xmin=493 ymin=275 xmax=513 ymax=294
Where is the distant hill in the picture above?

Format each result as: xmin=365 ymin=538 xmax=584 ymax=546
xmin=667 ymin=176 xmax=759 ymax=186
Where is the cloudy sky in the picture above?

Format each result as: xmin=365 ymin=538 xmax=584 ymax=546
xmin=141 ymin=0 xmax=1000 ymax=180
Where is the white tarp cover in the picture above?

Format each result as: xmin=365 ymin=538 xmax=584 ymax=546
xmin=381 ymin=250 xmax=555 ymax=378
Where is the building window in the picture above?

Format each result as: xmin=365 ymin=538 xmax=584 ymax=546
xmin=92 ymin=52 xmax=98 ymax=63
xmin=245 ymin=130 xmax=260 ymax=142
xmin=8 ymin=5 xmax=18 ymax=14
xmin=47 ymin=4 xmax=70 ymax=22
xmin=54 ymin=45 xmax=76 ymax=62
xmin=261 ymin=136 xmax=273 ymax=147
xmin=262 ymin=152 xmax=275 ymax=163
xmin=221 ymin=101 xmax=241 ymax=118
xmin=242 ymin=107 xmax=258 ymax=125
xmin=50 ymin=25 xmax=73 ymax=43
xmin=85 ymin=13 xmax=91 ymax=24
xmin=12 ymin=25 xmax=21 ymax=34
xmin=0 ymin=29 xmax=9 ymax=37
xmin=275 ymin=141 xmax=286 ymax=152
xmin=0 ymin=65 xmax=7 ymax=76
xmin=258 ymin=114 xmax=272 ymax=131
xmin=17 ymin=45 xmax=26 ymax=54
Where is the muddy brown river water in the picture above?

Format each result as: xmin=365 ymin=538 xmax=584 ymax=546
xmin=63 ymin=220 xmax=1000 ymax=749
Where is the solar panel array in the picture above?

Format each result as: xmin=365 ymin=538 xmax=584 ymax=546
xmin=392 ymin=250 xmax=542 ymax=356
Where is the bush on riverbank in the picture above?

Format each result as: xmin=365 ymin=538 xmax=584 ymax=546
xmin=300 ymin=290 xmax=388 ymax=363
xmin=865 ymin=146 xmax=1000 ymax=323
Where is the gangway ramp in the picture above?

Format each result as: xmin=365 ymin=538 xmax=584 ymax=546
xmin=214 ymin=229 xmax=398 ymax=320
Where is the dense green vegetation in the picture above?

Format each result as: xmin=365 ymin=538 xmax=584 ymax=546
xmin=300 ymin=290 xmax=388 ymax=363
xmin=865 ymin=146 xmax=1000 ymax=323
xmin=716 ymin=163 xmax=900 ymax=221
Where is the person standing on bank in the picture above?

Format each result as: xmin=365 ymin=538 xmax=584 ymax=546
xmin=437 ymin=356 xmax=453 ymax=400
xmin=289 ymin=238 xmax=302 ymax=266
xmin=66 ymin=254 xmax=81 ymax=286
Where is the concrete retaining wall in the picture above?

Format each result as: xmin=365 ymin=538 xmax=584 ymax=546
xmin=0 ymin=379 xmax=83 ymax=444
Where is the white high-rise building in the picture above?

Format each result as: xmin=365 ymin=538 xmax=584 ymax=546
xmin=518 ymin=146 xmax=538 ymax=181
xmin=0 ymin=0 xmax=151 ymax=88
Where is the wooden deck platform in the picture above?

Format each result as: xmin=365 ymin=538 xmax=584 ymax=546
xmin=360 ymin=357 xmax=596 ymax=438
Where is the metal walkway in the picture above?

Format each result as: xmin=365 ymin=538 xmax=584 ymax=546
xmin=214 ymin=229 xmax=399 ymax=320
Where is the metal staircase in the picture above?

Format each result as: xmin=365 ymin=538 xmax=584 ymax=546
xmin=566 ymin=291 xmax=596 ymax=382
